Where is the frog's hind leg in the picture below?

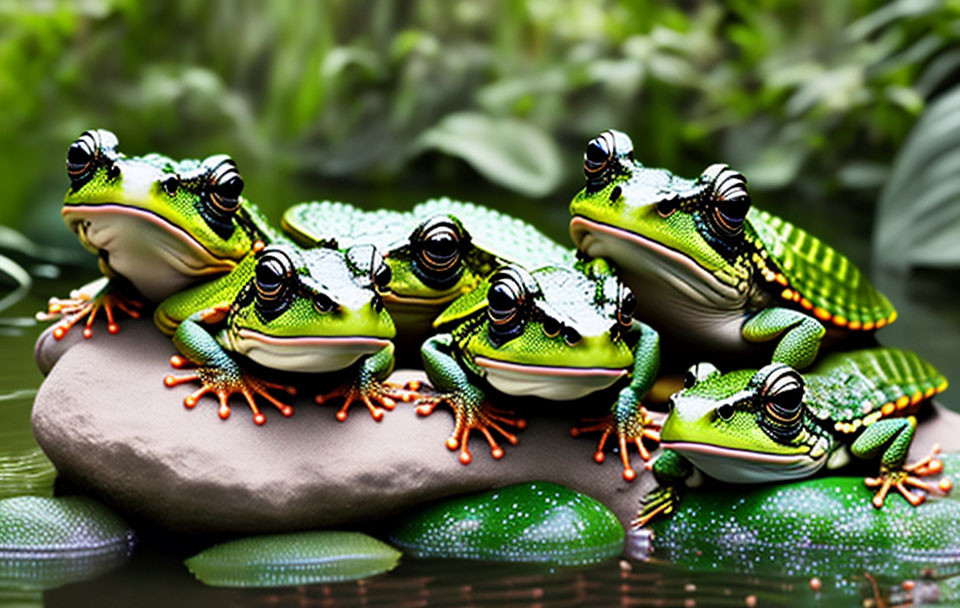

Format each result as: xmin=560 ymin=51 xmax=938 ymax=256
xmin=854 ymin=417 xmax=953 ymax=508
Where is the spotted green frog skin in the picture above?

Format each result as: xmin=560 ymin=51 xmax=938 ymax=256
xmin=636 ymin=347 xmax=951 ymax=525
xmin=42 ymin=129 xmax=277 ymax=339
xmin=282 ymin=199 xmax=573 ymax=343
xmin=417 ymin=257 xmax=661 ymax=478
xmin=569 ymin=130 xmax=897 ymax=370
xmin=160 ymin=243 xmax=398 ymax=425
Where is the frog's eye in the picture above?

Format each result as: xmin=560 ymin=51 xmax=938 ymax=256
xmin=583 ymin=132 xmax=615 ymax=178
xmin=203 ymin=155 xmax=244 ymax=216
xmin=761 ymin=365 xmax=805 ymax=426
xmin=487 ymin=268 xmax=528 ymax=347
xmin=161 ymin=175 xmax=180 ymax=197
xmin=703 ymin=164 xmax=750 ymax=238
xmin=67 ymin=129 xmax=119 ymax=187
xmin=313 ymin=293 xmax=336 ymax=314
xmin=617 ymin=287 xmax=637 ymax=328
xmin=683 ymin=362 xmax=719 ymax=388
xmin=413 ymin=216 xmax=464 ymax=285
xmin=254 ymin=249 xmax=295 ymax=317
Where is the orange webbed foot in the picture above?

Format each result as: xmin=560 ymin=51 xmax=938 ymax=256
xmin=865 ymin=444 xmax=952 ymax=508
xmin=315 ymin=379 xmax=401 ymax=423
xmin=570 ymin=406 xmax=660 ymax=482
xmin=38 ymin=287 xmax=142 ymax=340
xmin=163 ymin=356 xmax=295 ymax=425
xmin=416 ymin=394 xmax=526 ymax=465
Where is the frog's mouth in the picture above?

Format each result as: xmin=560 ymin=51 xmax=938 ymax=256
xmin=570 ymin=215 xmax=742 ymax=310
xmin=63 ymin=204 xmax=238 ymax=301
xmin=227 ymin=328 xmax=391 ymax=374
xmin=661 ymin=441 xmax=826 ymax=484
xmin=474 ymin=356 xmax=625 ymax=401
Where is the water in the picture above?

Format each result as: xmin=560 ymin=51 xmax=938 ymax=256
xmin=2 ymin=185 xmax=960 ymax=606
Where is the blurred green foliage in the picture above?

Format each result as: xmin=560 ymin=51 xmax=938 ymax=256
xmin=0 ymin=0 xmax=958 ymax=239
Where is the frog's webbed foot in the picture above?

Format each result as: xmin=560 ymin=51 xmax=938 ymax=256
xmin=632 ymin=485 xmax=680 ymax=528
xmin=415 ymin=392 xmax=526 ymax=465
xmin=37 ymin=285 xmax=142 ymax=339
xmin=865 ymin=444 xmax=953 ymax=508
xmin=163 ymin=355 xmax=295 ymax=425
xmin=570 ymin=400 xmax=660 ymax=482
xmin=315 ymin=377 xmax=399 ymax=423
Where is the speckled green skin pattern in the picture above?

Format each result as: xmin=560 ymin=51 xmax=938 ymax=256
xmin=184 ymin=531 xmax=401 ymax=587
xmin=0 ymin=496 xmax=135 ymax=590
xmin=641 ymin=453 xmax=960 ymax=602
xmin=420 ymin=257 xmax=660 ymax=468
xmin=391 ymin=482 xmax=623 ymax=565
xmin=283 ymin=199 xmax=574 ymax=336
xmin=569 ymin=130 xmax=896 ymax=369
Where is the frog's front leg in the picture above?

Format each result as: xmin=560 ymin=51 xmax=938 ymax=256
xmin=632 ymin=449 xmax=693 ymax=527
xmin=571 ymin=322 xmax=661 ymax=481
xmin=314 ymin=344 xmax=399 ymax=422
xmin=742 ymin=307 xmax=825 ymax=369
xmin=853 ymin=417 xmax=953 ymax=508
xmin=162 ymin=306 xmax=295 ymax=425
xmin=419 ymin=334 xmax=526 ymax=465
xmin=37 ymin=276 xmax=143 ymax=339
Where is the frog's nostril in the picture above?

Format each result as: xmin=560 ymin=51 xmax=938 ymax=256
xmin=717 ymin=403 xmax=734 ymax=420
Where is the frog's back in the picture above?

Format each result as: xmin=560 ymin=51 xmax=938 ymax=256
xmin=747 ymin=208 xmax=896 ymax=332
xmin=282 ymin=201 xmax=415 ymax=251
xmin=409 ymin=198 xmax=574 ymax=267
xmin=805 ymin=347 xmax=947 ymax=427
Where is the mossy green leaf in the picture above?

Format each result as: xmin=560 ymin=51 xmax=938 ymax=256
xmin=184 ymin=531 xmax=401 ymax=587
xmin=391 ymin=482 xmax=623 ymax=566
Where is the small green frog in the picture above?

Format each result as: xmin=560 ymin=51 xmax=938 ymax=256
xmin=569 ymin=130 xmax=896 ymax=370
xmin=41 ymin=129 xmax=275 ymax=339
xmin=635 ymin=347 xmax=952 ymax=526
xmin=416 ymin=257 xmax=661 ymax=478
xmin=160 ymin=243 xmax=398 ymax=424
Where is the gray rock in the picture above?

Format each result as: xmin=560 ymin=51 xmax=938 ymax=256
xmin=31 ymin=319 xmax=960 ymax=534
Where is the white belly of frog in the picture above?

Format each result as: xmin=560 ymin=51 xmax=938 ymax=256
xmin=221 ymin=329 xmax=390 ymax=374
xmin=474 ymin=356 xmax=626 ymax=401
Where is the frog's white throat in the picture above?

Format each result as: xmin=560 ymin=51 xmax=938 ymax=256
xmin=221 ymin=328 xmax=391 ymax=374
xmin=474 ymin=356 xmax=626 ymax=401
xmin=661 ymin=441 xmax=827 ymax=484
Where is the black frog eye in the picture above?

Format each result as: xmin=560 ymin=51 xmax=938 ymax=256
xmin=413 ymin=216 xmax=464 ymax=289
xmin=203 ymin=155 xmax=244 ymax=216
xmin=717 ymin=403 xmax=735 ymax=421
xmin=313 ymin=293 xmax=336 ymax=314
xmin=373 ymin=260 xmax=392 ymax=293
xmin=161 ymin=175 xmax=180 ymax=196
xmin=67 ymin=129 xmax=119 ymax=187
xmin=702 ymin=164 xmax=750 ymax=238
xmin=584 ymin=132 xmax=614 ymax=177
xmin=542 ymin=317 xmax=561 ymax=338
xmin=486 ymin=267 xmax=528 ymax=346
xmin=763 ymin=366 xmax=804 ymax=423
xmin=254 ymin=249 xmax=294 ymax=304
xmin=617 ymin=287 xmax=637 ymax=328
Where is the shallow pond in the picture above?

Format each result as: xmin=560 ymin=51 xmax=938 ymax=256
xmin=2 ymin=187 xmax=959 ymax=606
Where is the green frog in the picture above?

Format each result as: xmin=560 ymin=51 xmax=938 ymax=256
xmin=40 ymin=129 xmax=275 ymax=339
xmin=159 ymin=242 xmax=398 ymax=424
xmin=282 ymin=199 xmax=573 ymax=344
xmin=416 ymin=257 xmax=661 ymax=478
xmin=569 ymin=130 xmax=897 ymax=370
xmin=635 ymin=347 xmax=952 ymax=526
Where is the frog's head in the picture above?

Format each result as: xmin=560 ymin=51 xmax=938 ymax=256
xmin=62 ymin=129 xmax=259 ymax=300
xmin=383 ymin=213 xmax=485 ymax=311
xmin=225 ymin=243 xmax=396 ymax=374
xmin=569 ymin=130 xmax=753 ymax=309
xmin=660 ymin=362 xmax=828 ymax=483
xmin=451 ymin=258 xmax=637 ymax=401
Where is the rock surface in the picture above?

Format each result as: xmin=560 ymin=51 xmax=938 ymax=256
xmin=32 ymin=319 xmax=960 ymax=533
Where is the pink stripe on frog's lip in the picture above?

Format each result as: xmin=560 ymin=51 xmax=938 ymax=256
xmin=661 ymin=441 xmax=810 ymax=464
xmin=237 ymin=328 xmax=391 ymax=348
xmin=62 ymin=203 xmax=240 ymax=266
xmin=474 ymin=356 xmax=626 ymax=378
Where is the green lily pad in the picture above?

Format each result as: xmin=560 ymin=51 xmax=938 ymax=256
xmin=391 ymin=482 xmax=623 ymax=566
xmin=184 ymin=531 xmax=401 ymax=587
xmin=0 ymin=496 xmax=135 ymax=591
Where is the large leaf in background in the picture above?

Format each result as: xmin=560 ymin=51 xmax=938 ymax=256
xmin=873 ymin=85 xmax=960 ymax=273
xmin=413 ymin=113 xmax=564 ymax=197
